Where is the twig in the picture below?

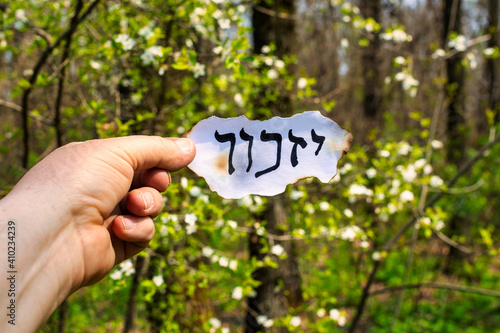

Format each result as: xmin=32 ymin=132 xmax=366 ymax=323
xmin=0 ymin=99 xmax=22 ymax=112
xmin=254 ymin=5 xmax=297 ymax=20
xmin=433 ymin=229 xmax=473 ymax=254
xmin=370 ymin=282 xmax=500 ymax=298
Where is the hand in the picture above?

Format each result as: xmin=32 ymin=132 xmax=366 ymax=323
xmin=0 ymin=136 xmax=195 ymax=331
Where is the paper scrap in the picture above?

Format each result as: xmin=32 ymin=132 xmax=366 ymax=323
xmin=187 ymin=111 xmax=352 ymax=199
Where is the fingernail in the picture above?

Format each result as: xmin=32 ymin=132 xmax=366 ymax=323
xmin=120 ymin=216 xmax=135 ymax=231
xmin=175 ymin=138 xmax=194 ymax=153
xmin=141 ymin=191 xmax=154 ymax=211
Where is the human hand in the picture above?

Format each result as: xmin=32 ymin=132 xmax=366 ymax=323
xmin=0 ymin=136 xmax=195 ymax=331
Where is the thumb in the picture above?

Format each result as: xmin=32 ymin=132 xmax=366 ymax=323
xmin=96 ymin=136 xmax=196 ymax=172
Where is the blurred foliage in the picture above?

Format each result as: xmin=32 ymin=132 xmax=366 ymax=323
xmin=1 ymin=0 xmax=500 ymax=332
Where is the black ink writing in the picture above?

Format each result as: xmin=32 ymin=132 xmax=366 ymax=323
xmin=215 ymin=130 xmax=236 ymax=175
xmin=239 ymin=128 xmax=254 ymax=172
xmin=288 ymin=129 xmax=307 ymax=167
xmin=255 ymin=131 xmax=282 ymax=178
xmin=214 ymin=128 xmax=326 ymax=177
xmin=311 ymin=129 xmax=325 ymax=156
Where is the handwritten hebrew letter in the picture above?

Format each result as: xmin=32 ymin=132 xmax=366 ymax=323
xmin=186 ymin=111 xmax=353 ymax=199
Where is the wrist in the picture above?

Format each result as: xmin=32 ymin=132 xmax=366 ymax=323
xmin=0 ymin=191 xmax=80 ymax=331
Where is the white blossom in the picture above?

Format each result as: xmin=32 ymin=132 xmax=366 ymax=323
xmin=189 ymin=186 xmax=202 ymax=197
xmin=202 ymin=247 xmax=214 ymax=257
xmin=120 ymin=260 xmax=135 ymax=276
xmin=338 ymin=315 xmax=346 ymax=326
xmin=271 ymin=244 xmax=285 ymax=256
xmin=435 ymin=220 xmax=445 ymax=231
xmin=297 ymin=77 xmax=307 ymax=89
xmin=317 ymin=308 xmax=326 ymax=318
xmin=430 ymin=175 xmax=444 ymax=187
xmin=329 ymin=309 xmax=340 ymax=320
xmin=186 ymin=224 xmax=197 ymax=235
xmin=219 ymin=257 xmax=229 ymax=267
xmin=381 ymin=29 xmax=412 ymax=43
xmin=341 ymin=38 xmax=349 ymax=48
xmin=138 ymin=24 xmax=155 ymax=39
xmin=290 ymin=190 xmax=305 ymax=200
xmin=115 ymin=34 xmax=135 ymax=51
xmin=397 ymin=142 xmax=412 ymax=155
xmin=229 ymin=260 xmax=238 ymax=271
xmin=419 ymin=217 xmax=431 ymax=226
xmin=234 ymin=93 xmax=244 ymax=107
xmin=340 ymin=225 xmax=361 ymax=241
xmin=232 ymin=286 xmax=243 ymax=300
xmin=448 ymin=34 xmax=467 ymax=52
xmin=185 ymin=213 xmax=197 ymax=225
xmin=380 ymin=149 xmax=390 ymax=158
xmin=431 ymin=140 xmax=444 ymax=149
xmin=227 ymin=220 xmax=238 ymax=229
xmin=414 ymin=159 xmax=427 ymax=169
xmin=432 ymin=49 xmax=446 ymax=59
xmin=152 ymin=274 xmax=164 ymax=287
xmin=319 ymin=201 xmax=331 ymax=211
xmin=400 ymin=190 xmax=414 ymax=202
xmin=274 ymin=59 xmax=285 ymax=69
xmin=394 ymin=56 xmax=406 ymax=65
xmin=343 ymin=208 xmax=354 ymax=218
xmin=483 ymin=47 xmax=495 ymax=56
xmin=466 ymin=52 xmax=477 ymax=69
xmin=90 ymin=61 xmax=101 ymax=70
xmin=192 ymin=62 xmax=206 ymax=78
xmin=267 ymin=69 xmax=278 ymax=80
xmin=423 ymin=164 xmax=433 ymax=175
xmin=348 ymin=184 xmax=373 ymax=197
xmin=15 ymin=9 xmax=27 ymax=22
xmin=180 ymin=177 xmax=188 ymax=189
xmin=401 ymin=165 xmax=417 ymax=183
xmin=261 ymin=45 xmax=271 ymax=53
xmin=366 ymin=168 xmax=377 ymax=179
xmin=290 ymin=316 xmax=301 ymax=327
xmin=339 ymin=163 xmax=353 ymax=174
xmin=387 ymin=203 xmax=397 ymax=214
xmin=110 ymin=270 xmax=123 ymax=280
xmin=209 ymin=317 xmax=221 ymax=328
xmin=219 ymin=19 xmax=231 ymax=30
xmin=372 ymin=251 xmax=382 ymax=261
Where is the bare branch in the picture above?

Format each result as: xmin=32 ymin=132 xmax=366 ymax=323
xmin=371 ymin=282 xmax=500 ymax=298
xmin=0 ymin=99 xmax=22 ymax=112
xmin=433 ymin=229 xmax=473 ymax=254
xmin=254 ymin=5 xmax=298 ymax=20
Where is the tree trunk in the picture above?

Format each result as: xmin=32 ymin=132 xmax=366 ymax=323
xmin=247 ymin=196 xmax=302 ymax=333
xmin=247 ymin=1 xmax=303 ymax=331
xmin=123 ymin=255 xmax=150 ymax=333
xmin=442 ymin=0 xmax=467 ymax=275
xmin=486 ymin=0 xmax=499 ymax=123
xmin=360 ymin=0 xmax=382 ymax=120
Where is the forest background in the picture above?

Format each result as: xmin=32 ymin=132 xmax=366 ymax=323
xmin=1 ymin=0 xmax=500 ymax=332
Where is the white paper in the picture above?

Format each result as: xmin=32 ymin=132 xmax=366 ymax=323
xmin=187 ymin=111 xmax=352 ymax=199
